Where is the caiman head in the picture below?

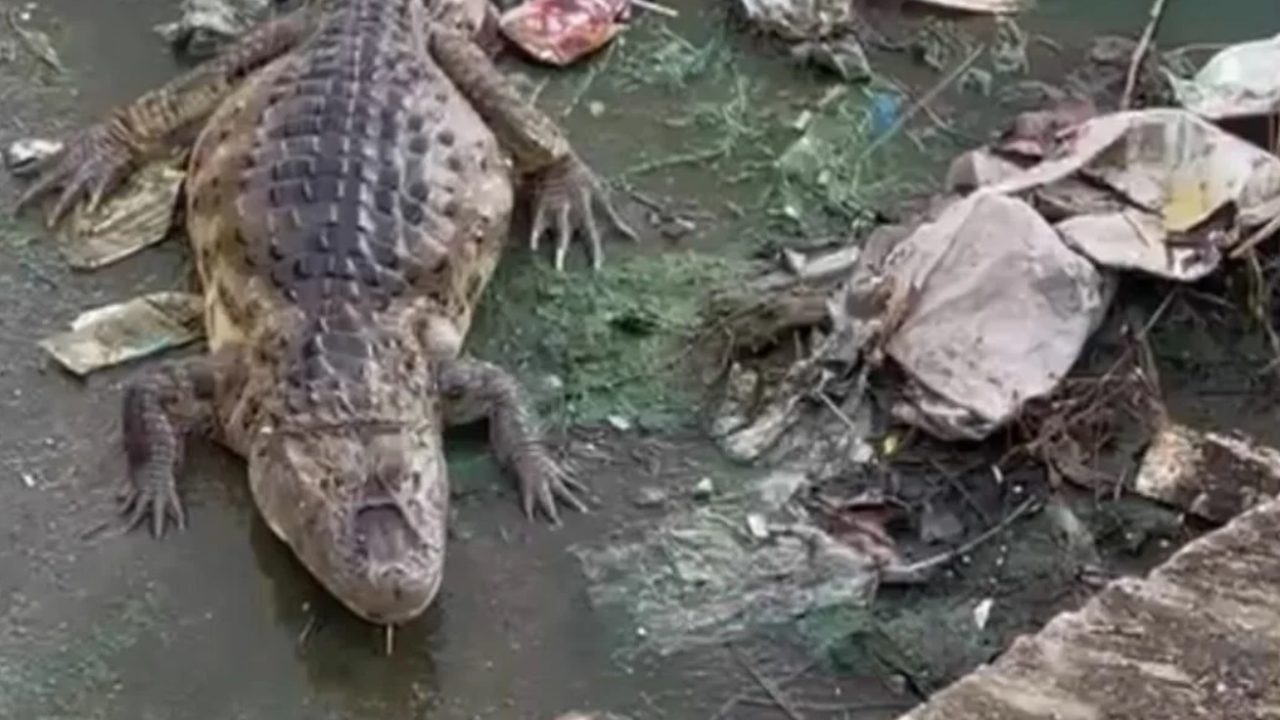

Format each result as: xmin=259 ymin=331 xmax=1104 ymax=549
xmin=246 ymin=421 xmax=449 ymax=624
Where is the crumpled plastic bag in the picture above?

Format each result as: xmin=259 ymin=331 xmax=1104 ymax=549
xmin=39 ymin=292 xmax=204 ymax=376
xmin=873 ymin=194 xmax=1112 ymax=441
xmin=1169 ymin=32 xmax=1280 ymax=120
xmin=155 ymin=0 xmax=272 ymax=58
xmin=985 ymin=109 xmax=1280 ymax=281
xmin=499 ymin=0 xmax=631 ymax=67
xmin=5 ymin=138 xmax=185 ymax=270
xmin=736 ymin=0 xmax=854 ymax=41
xmin=59 ymin=160 xmax=186 ymax=270
xmin=790 ymin=34 xmax=872 ymax=81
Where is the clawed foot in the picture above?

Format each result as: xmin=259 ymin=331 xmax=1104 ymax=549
xmin=513 ymin=447 xmax=588 ymax=525
xmin=118 ymin=470 xmax=186 ymax=539
xmin=529 ymin=152 xmax=638 ymax=271
xmin=14 ymin=122 xmax=134 ymax=227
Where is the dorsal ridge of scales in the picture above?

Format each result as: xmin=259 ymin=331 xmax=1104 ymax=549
xmin=249 ymin=0 xmax=442 ymax=420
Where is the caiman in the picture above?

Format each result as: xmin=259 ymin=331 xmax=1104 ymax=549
xmin=16 ymin=0 xmax=635 ymax=625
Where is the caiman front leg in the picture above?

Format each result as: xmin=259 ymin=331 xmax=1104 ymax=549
xmin=428 ymin=29 xmax=638 ymax=271
xmin=15 ymin=9 xmax=316 ymax=225
xmin=120 ymin=353 xmax=228 ymax=538
xmin=438 ymin=358 xmax=587 ymax=524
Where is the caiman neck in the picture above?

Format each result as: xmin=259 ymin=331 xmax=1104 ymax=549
xmin=267 ymin=315 xmax=437 ymax=434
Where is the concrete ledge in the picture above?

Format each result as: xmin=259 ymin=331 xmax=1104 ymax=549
xmin=896 ymin=496 xmax=1280 ymax=720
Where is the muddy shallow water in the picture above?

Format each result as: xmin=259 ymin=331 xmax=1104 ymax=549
xmin=1 ymin=1 xmax=1278 ymax=719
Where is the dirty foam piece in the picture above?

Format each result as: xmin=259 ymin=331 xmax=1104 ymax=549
xmin=499 ymin=0 xmax=630 ymax=67
xmin=1169 ymin=32 xmax=1280 ymax=120
xmin=736 ymin=0 xmax=854 ymax=41
xmin=154 ymin=0 xmax=272 ymax=58
xmin=58 ymin=160 xmax=186 ymax=270
xmin=737 ymin=0 xmax=869 ymax=80
xmin=1131 ymin=421 xmax=1280 ymax=524
xmin=789 ymin=34 xmax=871 ymax=81
xmin=39 ymin=292 xmax=205 ymax=376
xmin=986 ymin=109 xmax=1280 ymax=278
xmin=876 ymin=193 xmax=1111 ymax=441
xmin=732 ymin=0 xmax=870 ymax=81
xmin=3 ymin=137 xmax=62 ymax=177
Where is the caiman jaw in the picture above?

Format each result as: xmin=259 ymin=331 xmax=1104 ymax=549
xmin=342 ymin=500 xmax=442 ymax=624
xmin=347 ymin=481 xmax=440 ymax=620
xmin=249 ymin=424 xmax=448 ymax=626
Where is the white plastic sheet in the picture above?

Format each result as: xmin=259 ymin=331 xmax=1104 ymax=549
xmin=878 ymin=194 xmax=1111 ymax=440
xmin=905 ymin=0 xmax=1027 ymax=14
xmin=988 ymin=109 xmax=1280 ymax=280
xmin=1170 ymin=33 xmax=1280 ymax=120
xmin=39 ymin=293 xmax=204 ymax=376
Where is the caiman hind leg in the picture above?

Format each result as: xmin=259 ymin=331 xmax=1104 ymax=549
xmin=15 ymin=9 xmax=317 ymax=225
xmin=438 ymin=358 xmax=587 ymax=524
xmin=427 ymin=28 xmax=638 ymax=271
xmin=120 ymin=352 xmax=235 ymax=538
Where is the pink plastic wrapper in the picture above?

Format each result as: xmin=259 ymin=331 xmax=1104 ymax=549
xmin=499 ymin=0 xmax=632 ymax=67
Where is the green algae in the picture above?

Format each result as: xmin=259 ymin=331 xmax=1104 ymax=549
xmin=470 ymin=250 xmax=745 ymax=430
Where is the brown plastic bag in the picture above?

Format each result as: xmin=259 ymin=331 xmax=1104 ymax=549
xmin=499 ymin=0 xmax=631 ymax=67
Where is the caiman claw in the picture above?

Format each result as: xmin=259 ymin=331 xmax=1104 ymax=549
xmin=119 ymin=469 xmax=187 ymax=539
xmin=14 ymin=122 xmax=134 ymax=227
xmin=514 ymin=448 xmax=588 ymax=525
xmin=529 ymin=152 xmax=637 ymax=272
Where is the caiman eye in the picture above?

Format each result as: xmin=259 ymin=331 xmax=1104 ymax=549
xmin=436 ymin=376 xmax=465 ymax=399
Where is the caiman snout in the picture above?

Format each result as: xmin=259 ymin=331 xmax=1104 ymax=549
xmin=350 ymin=563 xmax=438 ymax=624
xmin=249 ymin=425 xmax=449 ymax=626
xmin=349 ymin=503 xmax=440 ymax=623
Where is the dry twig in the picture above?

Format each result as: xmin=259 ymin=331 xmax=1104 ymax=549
xmin=1228 ymin=210 xmax=1280 ymax=259
xmin=633 ymin=0 xmax=679 ymax=17
xmin=297 ymin=613 xmax=318 ymax=647
xmin=1242 ymin=251 xmax=1280 ymax=378
xmin=880 ymin=496 xmax=1040 ymax=585
xmin=733 ymin=648 xmax=807 ymax=720
xmin=712 ymin=657 xmax=817 ymax=720
xmin=738 ymin=696 xmax=915 ymax=713
xmin=1120 ymin=0 xmax=1169 ymax=109
xmin=1006 ymin=289 xmax=1176 ymax=479
xmin=854 ymin=46 xmax=983 ymax=167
